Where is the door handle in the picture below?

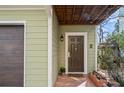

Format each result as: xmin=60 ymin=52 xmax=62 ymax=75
xmin=68 ymin=52 xmax=70 ymax=58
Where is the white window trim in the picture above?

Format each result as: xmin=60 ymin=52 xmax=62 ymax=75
xmin=65 ymin=32 xmax=87 ymax=74
xmin=0 ymin=21 xmax=26 ymax=87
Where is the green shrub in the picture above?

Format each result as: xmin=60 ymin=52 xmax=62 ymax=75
xmin=100 ymin=62 xmax=108 ymax=70
xmin=119 ymin=80 xmax=124 ymax=87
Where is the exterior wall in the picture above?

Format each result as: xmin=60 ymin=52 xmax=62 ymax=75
xmin=0 ymin=10 xmax=48 ymax=86
xmin=52 ymin=10 xmax=59 ymax=85
xmin=58 ymin=25 xmax=96 ymax=73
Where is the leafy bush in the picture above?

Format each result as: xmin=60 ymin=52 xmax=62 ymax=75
xmin=100 ymin=62 xmax=108 ymax=70
xmin=59 ymin=66 xmax=65 ymax=74
xmin=119 ymin=80 xmax=124 ymax=86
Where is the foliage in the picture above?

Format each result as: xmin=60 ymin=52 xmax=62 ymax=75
xmin=107 ymin=30 xmax=124 ymax=50
xmin=98 ymin=39 xmax=122 ymax=83
xmin=59 ymin=66 xmax=65 ymax=74
xmin=97 ymin=19 xmax=124 ymax=85
xmin=119 ymin=80 xmax=124 ymax=86
xmin=100 ymin=62 xmax=108 ymax=70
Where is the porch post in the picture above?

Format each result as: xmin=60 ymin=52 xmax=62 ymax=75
xmin=95 ymin=26 xmax=98 ymax=71
xmin=47 ymin=5 xmax=53 ymax=87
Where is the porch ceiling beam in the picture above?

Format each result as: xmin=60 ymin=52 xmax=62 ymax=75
xmin=92 ymin=6 xmax=108 ymax=23
xmin=88 ymin=6 xmax=98 ymax=24
xmin=53 ymin=5 xmax=121 ymax=25
xmin=79 ymin=6 xmax=87 ymax=23
xmin=90 ymin=6 xmax=98 ymax=16
xmin=97 ymin=5 xmax=121 ymax=24
xmin=71 ymin=5 xmax=76 ymax=23
xmin=81 ymin=6 xmax=88 ymax=24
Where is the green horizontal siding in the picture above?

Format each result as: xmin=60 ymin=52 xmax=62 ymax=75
xmin=0 ymin=10 xmax=48 ymax=87
xmin=25 ymin=80 xmax=47 ymax=87
xmin=26 ymin=33 xmax=48 ymax=39
xmin=25 ymin=69 xmax=48 ymax=75
xmin=26 ymin=57 xmax=47 ymax=62
xmin=27 ymin=39 xmax=48 ymax=45
xmin=26 ymin=21 xmax=48 ymax=27
xmin=27 ymin=51 xmax=48 ymax=57
xmin=26 ymin=44 xmax=48 ymax=51
xmin=27 ymin=27 xmax=47 ymax=33
xmin=0 ymin=10 xmax=47 ymax=20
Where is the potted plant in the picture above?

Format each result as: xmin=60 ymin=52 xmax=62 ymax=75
xmin=59 ymin=66 xmax=65 ymax=75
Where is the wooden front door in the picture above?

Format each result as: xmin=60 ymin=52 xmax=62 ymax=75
xmin=68 ymin=36 xmax=84 ymax=72
xmin=0 ymin=25 xmax=24 ymax=86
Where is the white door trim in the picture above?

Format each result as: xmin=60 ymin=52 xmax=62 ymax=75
xmin=65 ymin=32 xmax=87 ymax=74
xmin=0 ymin=21 xmax=26 ymax=87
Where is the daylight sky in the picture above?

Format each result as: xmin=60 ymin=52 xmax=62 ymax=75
xmin=97 ymin=8 xmax=120 ymax=43
xmin=100 ymin=8 xmax=120 ymax=33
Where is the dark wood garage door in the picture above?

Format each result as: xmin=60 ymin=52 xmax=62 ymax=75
xmin=68 ymin=36 xmax=84 ymax=72
xmin=0 ymin=25 xmax=24 ymax=87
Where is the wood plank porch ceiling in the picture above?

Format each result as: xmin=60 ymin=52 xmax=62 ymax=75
xmin=53 ymin=5 xmax=121 ymax=25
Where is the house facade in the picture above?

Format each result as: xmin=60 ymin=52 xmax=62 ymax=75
xmin=0 ymin=5 xmax=120 ymax=87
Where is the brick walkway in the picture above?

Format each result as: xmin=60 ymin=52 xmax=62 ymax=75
xmin=78 ymin=78 xmax=96 ymax=87
xmin=54 ymin=74 xmax=96 ymax=87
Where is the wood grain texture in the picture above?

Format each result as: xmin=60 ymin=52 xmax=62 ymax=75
xmin=54 ymin=5 xmax=121 ymax=25
xmin=68 ymin=36 xmax=84 ymax=72
xmin=0 ymin=26 xmax=24 ymax=87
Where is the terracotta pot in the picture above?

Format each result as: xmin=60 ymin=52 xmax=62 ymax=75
xmin=89 ymin=74 xmax=105 ymax=87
